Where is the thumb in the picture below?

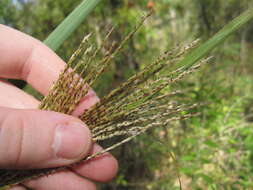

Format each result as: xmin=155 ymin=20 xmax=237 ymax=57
xmin=0 ymin=107 xmax=91 ymax=169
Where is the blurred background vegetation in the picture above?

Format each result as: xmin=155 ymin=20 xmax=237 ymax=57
xmin=1 ymin=0 xmax=253 ymax=189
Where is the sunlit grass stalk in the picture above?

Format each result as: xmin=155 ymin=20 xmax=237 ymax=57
xmin=178 ymin=7 xmax=253 ymax=69
xmin=44 ymin=0 xmax=101 ymax=51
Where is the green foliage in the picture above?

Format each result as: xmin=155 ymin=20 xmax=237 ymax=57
xmin=0 ymin=0 xmax=11 ymax=24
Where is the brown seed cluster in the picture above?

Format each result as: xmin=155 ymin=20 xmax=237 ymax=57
xmin=0 ymin=11 xmax=209 ymax=189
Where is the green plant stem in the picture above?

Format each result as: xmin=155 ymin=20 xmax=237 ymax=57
xmin=44 ymin=0 xmax=101 ymax=51
xmin=179 ymin=7 xmax=253 ymax=69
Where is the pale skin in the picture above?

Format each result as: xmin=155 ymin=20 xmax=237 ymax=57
xmin=0 ymin=25 xmax=118 ymax=190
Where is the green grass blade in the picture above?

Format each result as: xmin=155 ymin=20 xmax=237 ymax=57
xmin=44 ymin=0 xmax=101 ymax=51
xmin=179 ymin=8 xmax=253 ymax=69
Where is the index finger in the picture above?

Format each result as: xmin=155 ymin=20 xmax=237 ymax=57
xmin=0 ymin=24 xmax=65 ymax=95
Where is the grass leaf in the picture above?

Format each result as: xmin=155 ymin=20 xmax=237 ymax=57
xmin=44 ymin=0 xmax=101 ymax=51
xmin=179 ymin=7 xmax=253 ymax=69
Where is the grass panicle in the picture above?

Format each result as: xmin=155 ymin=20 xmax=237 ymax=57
xmin=0 ymin=11 xmax=201 ymax=188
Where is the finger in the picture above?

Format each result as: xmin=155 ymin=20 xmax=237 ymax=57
xmin=73 ymin=144 xmax=118 ymax=182
xmin=23 ymin=170 xmax=96 ymax=190
xmin=0 ymin=107 xmax=91 ymax=169
xmin=72 ymin=89 xmax=100 ymax=117
xmin=0 ymin=72 xmax=118 ymax=182
xmin=0 ymin=81 xmax=39 ymax=109
xmin=8 ymin=186 xmax=25 ymax=190
xmin=0 ymin=24 xmax=65 ymax=95
xmin=71 ymin=87 xmax=118 ymax=182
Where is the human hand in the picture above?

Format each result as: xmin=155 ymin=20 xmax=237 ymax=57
xmin=0 ymin=25 xmax=118 ymax=190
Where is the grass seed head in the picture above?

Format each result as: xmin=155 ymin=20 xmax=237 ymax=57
xmin=0 ymin=11 xmax=205 ymax=188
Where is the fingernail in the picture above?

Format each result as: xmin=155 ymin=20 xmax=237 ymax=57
xmin=86 ymin=89 xmax=100 ymax=104
xmin=52 ymin=122 xmax=91 ymax=159
xmin=71 ymin=89 xmax=100 ymax=117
